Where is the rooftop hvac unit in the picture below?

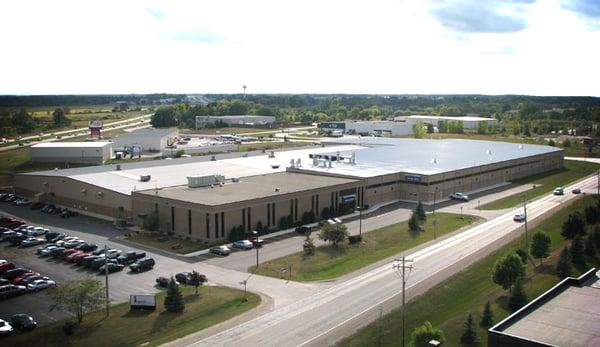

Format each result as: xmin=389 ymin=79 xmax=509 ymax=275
xmin=140 ymin=175 xmax=151 ymax=182
xmin=187 ymin=174 xmax=225 ymax=188
xmin=232 ymin=177 xmax=240 ymax=182
xmin=271 ymin=164 xmax=280 ymax=169
xmin=116 ymin=164 xmax=121 ymax=171
xmin=268 ymin=151 xmax=275 ymax=158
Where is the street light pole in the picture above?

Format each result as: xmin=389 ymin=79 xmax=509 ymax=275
xmin=433 ymin=191 xmax=437 ymax=240
xmin=393 ymin=256 xmax=414 ymax=347
xmin=524 ymin=195 xmax=529 ymax=251
xmin=359 ymin=206 xmax=363 ymax=237
xmin=104 ymin=245 xmax=109 ymax=317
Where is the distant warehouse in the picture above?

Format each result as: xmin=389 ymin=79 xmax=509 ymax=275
xmin=30 ymin=142 xmax=113 ymax=165
xmin=196 ymin=115 xmax=276 ymax=128
xmin=112 ymin=127 xmax=177 ymax=153
xmin=396 ymin=115 xmax=498 ymax=130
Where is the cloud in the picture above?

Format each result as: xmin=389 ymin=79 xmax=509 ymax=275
xmin=430 ymin=0 xmax=536 ymax=33
xmin=145 ymin=7 xmax=167 ymax=19
xmin=166 ymin=30 xmax=223 ymax=43
xmin=562 ymin=0 xmax=600 ymax=17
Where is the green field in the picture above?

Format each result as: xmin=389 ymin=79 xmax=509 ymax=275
xmin=250 ymin=213 xmax=480 ymax=281
xmin=339 ymin=195 xmax=600 ymax=347
xmin=480 ymin=160 xmax=600 ymax=210
xmin=4 ymin=285 xmax=260 ymax=347
xmin=124 ymin=232 xmax=210 ymax=254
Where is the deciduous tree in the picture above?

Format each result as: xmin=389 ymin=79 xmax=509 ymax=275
xmin=556 ymin=247 xmax=572 ymax=278
xmin=492 ymin=253 xmax=525 ymax=292
xmin=530 ymin=231 xmax=551 ymax=265
xmin=509 ymin=277 xmax=528 ymax=311
xmin=318 ymin=223 xmax=348 ymax=248
xmin=48 ymin=277 xmax=105 ymax=323
xmin=409 ymin=321 xmax=445 ymax=347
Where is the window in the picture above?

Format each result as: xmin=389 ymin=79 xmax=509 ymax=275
xmin=188 ymin=210 xmax=192 ymax=235
xmin=171 ymin=206 xmax=175 ymax=231
xmin=206 ymin=213 xmax=210 ymax=239
xmin=242 ymin=208 xmax=246 ymax=230
xmin=248 ymin=207 xmax=252 ymax=231
xmin=267 ymin=203 xmax=271 ymax=226
xmin=315 ymin=195 xmax=319 ymax=215
xmin=294 ymin=199 xmax=298 ymax=221
xmin=221 ymin=212 xmax=225 ymax=238
xmin=214 ymin=213 xmax=219 ymax=238
xmin=271 ymin=203 xmax=276 ymax=225
xmin=154 ymin=203 xmax=158 ymax=213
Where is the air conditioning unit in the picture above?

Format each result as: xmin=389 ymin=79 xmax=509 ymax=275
xmin=140 ymin=175 xmax=151 ymax=182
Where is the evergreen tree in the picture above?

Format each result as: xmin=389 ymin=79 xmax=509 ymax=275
xmin=556 ymin=247 xmax=573 ymax=278
xmin=561 ymin=212 xmax=586 ymax=239
xmin=460 ymin=313 xmax=478 ymax=344
xmin=530 ymin=231 xmax=551 ymax=265
xmin=164 ymin=276 xmax=185 ymax=312
xmin=408 ymin=211 xmax=420 ymax=232
xmin=416 ymin=201 xmax=426 ymax=221
xmin=509 ymin=277 xmax=528 ymax=312
xmin=480 ymin=301 xmax=494 ymax=328
xmin=585 ymin=234 xmax=597 ymax=257
xmin=570 ymin=234 xmax=586 ymax=265
xmin=594 ymin=226 xmax=600 ymax=249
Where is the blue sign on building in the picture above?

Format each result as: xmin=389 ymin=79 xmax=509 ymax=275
xmin=405 ymin=175 xmax=422 ymax=183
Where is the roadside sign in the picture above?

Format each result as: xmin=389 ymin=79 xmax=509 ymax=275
xmin=129 ymin=294 xmax=156 ymax=310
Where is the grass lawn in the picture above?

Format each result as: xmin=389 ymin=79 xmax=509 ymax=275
xmin=339 ymin=195 xmax=600 ymax=347
xmin=251 ymin=213 xmax=480 ymax=282
xmin=479 ymin=160 xmax=600 ymax=210
xmin=124 ymin=232 xmax=209 ymax=254
xmin=4 ymin=285 xmax=260 ymax=347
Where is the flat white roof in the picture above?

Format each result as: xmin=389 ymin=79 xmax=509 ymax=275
xmin=32 ymin=142 xmax=112 ymax=148
xmin=407 ymin=115 xmax=496 ymax=122
xmin=68 ymin=145 xmax=362 ymax=195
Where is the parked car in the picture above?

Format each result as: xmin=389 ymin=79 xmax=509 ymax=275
xmin=155 ymin=276 xmax=170 ymax=288
xmin=48 ymin=247 xmax=66 ymax=258
xmin=449 ymin=192 xmax=469 ymax=202
xmin=81 ymin=255 xmax=102 ymax=268
xmin=513 ymin=212 xmax=526 ymax=222
xmin=91 ymin=258 xmax=117 ymax=270
xmin=26 ymin=227 xmax=49 ymax=236
xmin=8 ymin=234 xmax=28 ymax=246
xmin=0 ymin=230 xmax=18 ymax=242
xmin=117 ymin=251 xmax=146 ymax=264
xmin=10 ymin=314 xmax=36 ymax=331
xmin=12 ymin=272 xmax=40 ymax=285
xmin=0 ymin=284 xmax=27 ymax=299
xmin=295 ymin=225 xmax=316 ymax=234
xmin=0 ymin=318 xmax=14 ymax=335
xmin=553 ymin=187 xmax=564 ymax=195
xmin=60 ymin=209 xmax=78 ymax=218
xmin=104 ymin=249 xmax=123 ymax=259
xmin=98 ymin=263 xmax=124 ymax=273
xmin=55 ymin=236 xmax=79 ymax=247
xmin=30 ymin=202 xmax=45 ymax=210
xmin=2 ymin=268 xmax=31 ymax=281
xmin=0 ymin=262 xmax=16 ymax=275
xmin=20 ymin=237 xmax=45 ymax=247
xmin=37 ymin=244 xmax=57 ymax=255
xmin=46 ymin=232 xmax=65 ymax=243
xmin=66 ymin=251 xmax=87 ymax=263
xmin=59 ymin=248 xmax=80 ymax=259
xmin=27 ymin=279 xmax=56 ymax=291
xmin=75 ymin=243 xmax=97 ymax=252
xmin=14 ymin=198 xmax=31 ymax=206
xmin=63 ymin=239 xmax=85 ymax=249
xmin=209 ymin=245 xmax=231 ymax=256
xmin=0 ymin=278 xmax=9 ymax=286
xmin=572 ymin=188 xmax=581 ymax=194
xmin=129 ymin=257 xmax=155 ymax=272
xmin=232 ymin=240 xmax=254 ymax=250
xmin=175 ymin=272 xmax=192 ymax=285
xmin=19 ymin=275 xmax=50 ymax=286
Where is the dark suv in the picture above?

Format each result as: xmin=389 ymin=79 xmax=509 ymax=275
xmin=129 ymin=258 xmax=155 ymax=272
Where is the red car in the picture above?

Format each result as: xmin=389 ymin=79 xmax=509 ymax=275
xmin=0 ymin=262 xmax=15 ymax=275
xmin=67 ymin=251 xmax=88 ymax=263
xmin=12 ymin=272 xmax=40 ymax=285
xmin=0 ymin=218 xmax=25 ymax=229
xmin=60 ymin=248 xmax=79 ymax=260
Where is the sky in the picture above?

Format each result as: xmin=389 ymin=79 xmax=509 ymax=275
xmin=0 ymin=0 xmax=599 ymax=96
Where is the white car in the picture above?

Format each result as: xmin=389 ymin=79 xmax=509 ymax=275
xmin=450 ymin=192 xmax=469 ymax=202
xmin=38 ymin=245 xmax=58 ymax=256
xmin=56 ymin=236 xmax=79 ymax=247
xmin=0 ymin=319 xmax=13 ymax=335
xmin=513 ymin=212 xmax=526 ymax=222
xmin=104 ymin=249 xmax=122 ymax=259
xmin=27 ymin=227 xmax=49 ymax=236
xmin=20 ymin=237 xmax=45 ymax=247
xmin=232 ymin=240 xmax=254 ymax=250
xmin=553 ymin=187 xmax=564 ymax=195
xmin=27 ymin=279 xmax=56 ymax=291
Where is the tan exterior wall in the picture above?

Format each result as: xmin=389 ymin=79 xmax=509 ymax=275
xmin=14 ymin=174 xmax=131 ymax=219
xmin=131 ymin=182 xmax=359 ymax=241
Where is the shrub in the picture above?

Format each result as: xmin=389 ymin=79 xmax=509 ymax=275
xmin=174 ymin=149 xmax=185 ymax=158
xmin=348 ymin=235 xmax=362 ymax=245
xmin=142 ymin=212 xmax=159 ymax=231
xmin=62 ymin=321 xmax=76 ymax=336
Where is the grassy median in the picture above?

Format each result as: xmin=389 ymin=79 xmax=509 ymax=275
xmin=250 ymin=213 xmax=480 ymax=282
xmin=479 ymin=159 xmax=600 ymax=210
xmin=4 ymin=286 xmax=260 ymax=347
xmin=339 ymin=195 xmax=600 ymax=347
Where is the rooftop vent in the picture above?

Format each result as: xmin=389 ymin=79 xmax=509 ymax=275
xmin=268 ymin=151 xmax=275 ymax=158
xmin=116 ymin=164 xmax=121 ymax=171
xmin=275 ymin=188 xmax=280 ymax=192
xmin=140 ymin=175 xmax=151 ymax=182
xmin=232 ymin=177 xmax=240 ymax=182
xmin=271 ymin=164 xmax=280 ymax=169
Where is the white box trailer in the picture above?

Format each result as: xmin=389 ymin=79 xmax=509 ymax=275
xmin=129 ymin=294 xmax=156 ymax=310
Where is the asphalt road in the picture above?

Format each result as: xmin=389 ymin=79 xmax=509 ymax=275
xmin=178 ymin=174 xmax=598 ymax=347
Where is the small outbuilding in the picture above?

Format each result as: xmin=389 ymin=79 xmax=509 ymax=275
xmin=30 ymin=142 xmax=113 ymax=165
xmin=112 ymin=127 xmax=177 ymax=152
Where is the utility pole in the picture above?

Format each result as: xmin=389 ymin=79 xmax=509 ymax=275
xmin=104 ymin=245 xmax=109 ymax=317
xmin=523 ymin=195 xmax=528 ymax=251
xmin=393 ymin=256 xmax=414 ymax=347
xmin=359 ymin=206 xmax=363 ymax=237
xmin=433 ymin=192 xmax=437 ymax=240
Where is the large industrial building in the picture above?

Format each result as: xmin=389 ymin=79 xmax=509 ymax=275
xmin=112 ymin=127 xmax=177 ymax=152
xmin=15 ymin=138 xmax=563 ymax=241
xmin=396 ymin=115 xmax=498 ymax=130
xmin=30 ymin=142 xmax=113 ymax=165
xmin=195 ymin=115 xmax=276 ymax=128
xmin=320 ymin=121 xmax=413 ymax=136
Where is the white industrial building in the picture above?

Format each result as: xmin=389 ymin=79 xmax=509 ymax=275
xmin=397 ymin=115 xmax=498 ymax=130
xmin=196 ymin=115 xmax=276 ymax=128
xmin=319 ymin=120 xmax=413 ymax=136
xmin=30 ymin=142 xmax=113 ymax=165
xmin=112 ymin=127 xmax=177 ymax=152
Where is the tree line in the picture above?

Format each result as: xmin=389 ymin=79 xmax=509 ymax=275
xmin=0 ymin=108 xmax=71 ymax=136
